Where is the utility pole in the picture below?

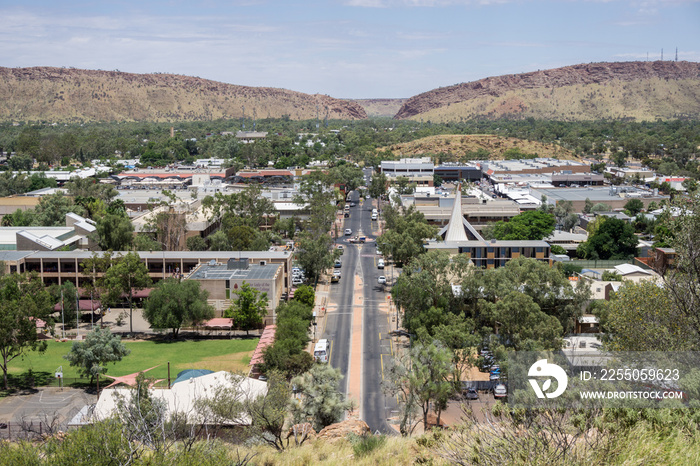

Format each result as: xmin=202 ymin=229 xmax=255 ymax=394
xmin=61 ymin=289 xmax=65 ymax=339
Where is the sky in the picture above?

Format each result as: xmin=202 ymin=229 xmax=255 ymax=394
xmin=1 ymin=0 xmax=699 ymax=99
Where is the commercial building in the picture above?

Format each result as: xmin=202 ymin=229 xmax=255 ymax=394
xmin=380 ymin=157 xmax=434 ymax=186
xmin=0 ymin=250 xmax=294 ymax=291
xmin=434 ymin=163 xmax=482 ymax=182
xmin=480 ymin=158 xmax=591 ymax=176
xmin=187 ymin=258 xmax=284 ymax=322
xmin=0 ymin=213 xmax=96 ymax=251
xmin=531 ymin=186 xmax=667 ymax=212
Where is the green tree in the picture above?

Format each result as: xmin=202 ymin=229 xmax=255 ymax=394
xmin=0 ymin=273 xmax=53 ymax=390
xmin=295 ymin=233 xmax=335 ymax=284
xmin=29 ymin=192 xmax=86 ymax=226
xmin=583 ymin=198 xmax=594 ymax=214
xmin=394 ymin=176 xmax=415 ymax=195
xmin=376 ymin=204 xmax=437 ymax=266
xmin=225 ymin=282 xmax=268 ymax=335
xmin=103 ymin=252 xmax=152 ymax=334
xmin=8 ymin=154 xmax=33 ymax=171
xmin=64 ymin=327 xmax=130 ymax=389
xmin=143 ymin=279 xmax=214 ymax=338
xmin=577 ymin=217 xmax=637 ymax=260
xmin=624 ymin=198 xmax=644 ymax=216
xmin=133 ymin=233 xmax=162 ymax=251
xmin=490 ymin=210 xmax=556 ymax=241
xmin=391 ymin=250 xmax=471 ymax=335
xmin=369 ymin=172 xmax=388 ymax=199
xmin=207 ymin=230 xmax=230 ymax=251
xmin=597 ymin=281 xmax=691 ymax=351
xmin=293 ymin=285 xmax=315 ymax=308
xmin=245 ymin=370 xmax=292 ymax=451
xmin=95 ymin=212 xmax=134 ymax=251
xmin=290 ymin=364 xmax=354 ymax=431
xmin=385 ymin=341 xmax=454 ymax=432
xmin=483 ymin=291 xmax=563 ymax=350
xmin=51 ymin=280 xmax=79 ymax=329
xmin=186 ymin=235 xmax=207 ymax=251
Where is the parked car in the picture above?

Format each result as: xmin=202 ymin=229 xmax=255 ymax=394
xmin=292 ymin=278 xmax=304 ymax=286
xmin=377 ymin=258 xmax=385 ymax=269
xmin=493 ymin=384 xmax=507 ymax=400
xmin=337 ymin=245 xmax=344 ymax=254
xmin=344 ymin=228 xmax=352 ymax=236
xmin=334 ymin=259 xmax=342 ymax=268
xmin=371 ymin=213 xmax=378 ymax=221
xmin=350 ymin=202 xmax=356 ymax=207
xmin=464 ymin=388 xmax=479 ymax=400
xmin=489 ymin=372 xmax=501 ymax=382
xmin=378 ymin=276 xmax=387 ymax=284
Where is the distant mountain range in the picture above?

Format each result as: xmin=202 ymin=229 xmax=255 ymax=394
xmin=0 ymin=67 xmax=367 ymax=123
xmin=394 ymin=61 xmax=700 ymax=122
xmin=1 ymin=62 xmax=699 ymax=123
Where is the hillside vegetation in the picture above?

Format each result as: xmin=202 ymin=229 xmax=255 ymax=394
xmin=395 ymin=61 xmax=700 ymax=122
xmin=0 ymin=67 xmax=367 ymax=123
xmin=380 ymin=134 xmax=577 ymax=161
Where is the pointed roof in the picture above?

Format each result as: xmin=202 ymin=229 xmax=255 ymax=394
xmin=444 ymin=185 xmax=470 ymax=243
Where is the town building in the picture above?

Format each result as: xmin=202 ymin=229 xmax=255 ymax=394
xmin=187 ymin=258 xmax=284 ymax=321
xmin=379 ymin=157 xmax=434 ymax=186
xmin=424 ymin=187 xmax=550 ymax=268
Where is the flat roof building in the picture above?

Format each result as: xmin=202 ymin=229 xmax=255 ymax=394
xmin=188 ymin=259 xmax=284 ymax=323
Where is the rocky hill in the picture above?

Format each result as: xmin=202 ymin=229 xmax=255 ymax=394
xmin=395 ymin=61 xmax=700 ymax=122
xmin=0 ymin=67 xmax=367 ymax=123
xmin=380 ymin=134 xmax=576 ymax=161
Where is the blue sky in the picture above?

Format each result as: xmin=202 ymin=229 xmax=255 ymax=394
xmin=1 ymin=0 xmax=699 ymax=99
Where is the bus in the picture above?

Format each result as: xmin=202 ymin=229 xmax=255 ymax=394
xmin=314 ymin=339 xmax=330 ymax=363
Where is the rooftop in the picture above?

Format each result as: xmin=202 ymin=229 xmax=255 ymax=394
xmin=189 ymin=262 xmax=281 ymax=281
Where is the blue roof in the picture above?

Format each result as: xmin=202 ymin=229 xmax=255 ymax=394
xmin=171 ymin=369 xmax=214 ymax=387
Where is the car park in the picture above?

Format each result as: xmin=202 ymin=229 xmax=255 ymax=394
xmin=377 ymin=275 xmax=387 ymax=284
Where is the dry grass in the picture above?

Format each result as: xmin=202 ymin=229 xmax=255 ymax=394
xmin=243 ymin=435 xmax=447 ymax=466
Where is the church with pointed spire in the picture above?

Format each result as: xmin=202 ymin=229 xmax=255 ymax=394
xmin=425 ymin=185 xmax=551 ymax=269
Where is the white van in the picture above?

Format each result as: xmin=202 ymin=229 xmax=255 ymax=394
xmin=314 ymin=339 xmax=330 ymax=363
xmin=377 ymin=258 xmax=385 ymax=269
xmin=372 ymin=208 xmax=378 ymax=215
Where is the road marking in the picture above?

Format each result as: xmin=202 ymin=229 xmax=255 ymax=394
xmin=380 ymin=354 xmax=385 ymax=381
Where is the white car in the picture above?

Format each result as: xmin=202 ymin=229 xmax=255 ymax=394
xmin=493 ymin=384 xmax=507 ymax=400
xmin=344 ymin=228 xmax=352 ymax=236
xmin=377 ymin=258 xmax=385 ymax=269
xmin=292 ymin=278 xmax=304 ymax=286
xmin=377 ymin=276 xmax=387 ymax=284
xmin=371 ymin=213 xmax=378 ymax=221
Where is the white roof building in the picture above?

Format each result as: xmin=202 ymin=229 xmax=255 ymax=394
xmin=92 ymin=371 xmax=267 ymax=425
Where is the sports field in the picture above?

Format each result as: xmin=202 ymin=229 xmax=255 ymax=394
xmin=4 ymin=338 xmax=258 ymax=390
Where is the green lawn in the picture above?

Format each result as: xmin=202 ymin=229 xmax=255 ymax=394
xmin=5 ymin=338 xmax=259 ymax=388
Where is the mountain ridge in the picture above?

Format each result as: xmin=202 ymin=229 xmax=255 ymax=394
xmin=0 ymin=66 xmax=367 ymax=123
xmin=394 ymin=61 xmax=700 ymax=121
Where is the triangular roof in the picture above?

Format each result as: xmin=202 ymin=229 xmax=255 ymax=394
xmin=444 ymin=185 xmax=470 ymax=243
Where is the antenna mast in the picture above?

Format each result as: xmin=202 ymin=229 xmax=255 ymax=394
xmin=675 ymin=47 xmax=678 ymax=62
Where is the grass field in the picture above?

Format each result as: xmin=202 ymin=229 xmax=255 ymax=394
xmin=4 ymin=338 xmax=258 ymax=390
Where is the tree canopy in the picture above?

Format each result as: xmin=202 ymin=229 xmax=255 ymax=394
xmin=577 ymin=217 xmax=638 ymax=260
xmin=143 ymin=279 xmax=214 ymax=338
xmin=64 ymin=327 xmax=130 ymax=388
xmin=487 ymin=210 xmax=556 ymax=241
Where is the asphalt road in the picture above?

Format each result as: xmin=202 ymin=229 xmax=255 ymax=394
xmin=358 ymin=190 xmax=396 ymax=434
xmin=322 ymin=190 xmax=361 ymax=396
xmin=321 ymin=180 xmax=396 ymax=433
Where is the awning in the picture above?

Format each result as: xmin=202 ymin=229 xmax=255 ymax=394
xmin=54 ymin=300 xmax=101 ymax=312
